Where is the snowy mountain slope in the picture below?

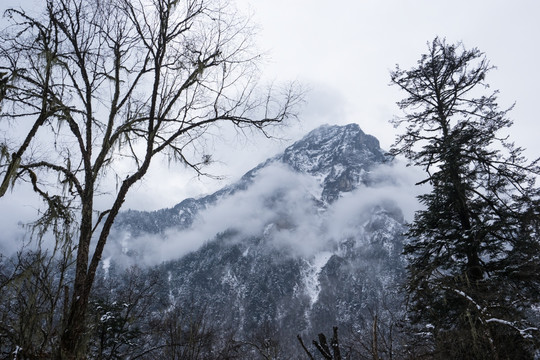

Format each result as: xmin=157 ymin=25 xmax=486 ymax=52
xmin=107 ymin=123 xmax=412 ymax=356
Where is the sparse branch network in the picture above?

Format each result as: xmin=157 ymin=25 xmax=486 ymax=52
xmin=0 ymin=0 xmax=300 ymax=357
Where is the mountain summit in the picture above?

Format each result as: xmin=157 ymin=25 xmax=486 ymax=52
xmin=277 ymin=123 xmax=387 ymax=202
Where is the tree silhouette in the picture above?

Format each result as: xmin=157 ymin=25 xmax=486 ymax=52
xmin=0 ymin=0 xmax=299 ymax=357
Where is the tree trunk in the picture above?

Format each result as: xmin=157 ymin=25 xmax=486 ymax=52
xmin=59 ymin=174 xmax=144 ymax=358
xmin=59 ymin=198 xmax=94 ymax=359
xmin=371 ymin=316 xmax=379 ymax=360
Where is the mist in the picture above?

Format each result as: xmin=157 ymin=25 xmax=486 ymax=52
xmin=105 ymin=159 xmax=426 ymax=266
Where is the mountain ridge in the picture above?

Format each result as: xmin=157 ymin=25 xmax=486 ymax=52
xmin=113 ymin=123 xmax=390 ymax=236
xmin=104 ymin=123 xmax=410 ymax=357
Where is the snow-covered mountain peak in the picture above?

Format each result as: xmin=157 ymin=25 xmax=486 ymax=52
xmin=276 ymin=123 xmax=388 ymax=202
xmin=281 ymin=124 xmax=385 ymax=171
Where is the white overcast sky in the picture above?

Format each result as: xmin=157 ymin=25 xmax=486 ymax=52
xmin=143 ymin=0 xmax=540 ymax=210
xmin=1 ymin=0 xmax=539 ymax=242
xmin=171 ymin=0 xmax=540 ymax=209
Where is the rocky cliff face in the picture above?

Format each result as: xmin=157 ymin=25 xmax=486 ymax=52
xmin=278 ymin=123 xmax=387 ymax=202
xmin=108 ymin=123 xmax=409 ymax=356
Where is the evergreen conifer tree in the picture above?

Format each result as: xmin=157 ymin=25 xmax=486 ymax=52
xmin=391 ymin=37 xmax=540 ymax=359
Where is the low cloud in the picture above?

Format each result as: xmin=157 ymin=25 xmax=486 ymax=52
xmin=106 ymin=160 xmax=427 ymax=266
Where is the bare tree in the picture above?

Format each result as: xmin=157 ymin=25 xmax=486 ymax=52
xmin=298 ymin=327 xmax=342 ymax=360
xmin=241 ymin=321 xmax=283 ymax=360
xmin=87 ymin=265 xmax=164 ymax=360
xmin=0 ymin=246 xmax=73 ymax=359
xmin=0 ymin=0 xmax=299 ymax=357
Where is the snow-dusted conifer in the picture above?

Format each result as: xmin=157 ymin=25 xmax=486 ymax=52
xmin=391 ymin=37 xmax=540 ymax=359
